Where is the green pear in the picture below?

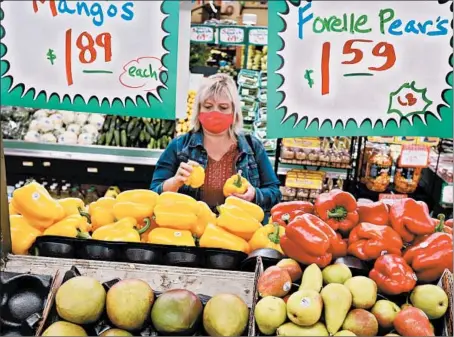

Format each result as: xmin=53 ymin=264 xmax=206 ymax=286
xmin=344 ymin=276 xmax=377 ymax=309
xmin=277 ymin=322 xmax=329 ymax=336
xmin=254 ymin=296 xmax=287 ymax=335
xmin=342 ymin=309 xmax=378 ymax=337
xmin=322 ymin=264 xmax=352 ymax=284
xmin=299 ymin=263 xmax=323 ymax=292
xmin=410 ymin=284 xmax=449 ymax=319
xmin=371 ymin=300 xmax=400 ymax=330
xmin=321 ymin=283 xmax=352 ymax=335
xmin=286 ymin=289 xmax=323 ymax=326
xmin=334 ymin=330 xmax=356 ymax=336
xmin=42 ymin=321 xmax=87 ymax=336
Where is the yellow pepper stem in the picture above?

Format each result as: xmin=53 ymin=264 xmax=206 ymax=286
xmin=268 ymin=223 xmax=281 ymax=244
xmin=78 ymin=207 xmax=92 ymax=223
xmin=137 ymin=218 xmax=151 ymax=234
xmin=233 ymin=170 xmax=244 ymax=188
xmin=76 ymin=229 xmax=92 ymax=239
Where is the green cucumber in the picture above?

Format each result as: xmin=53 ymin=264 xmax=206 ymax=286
xmin=120 ymin=130 xmax=127 ymax=147
xmin=114 ymin=130 xmax=121 ymax=147
xmin=105 ymin=130 xmax=114 ymax=146
xmin=103 ymin=116 xmax=112 ymax=132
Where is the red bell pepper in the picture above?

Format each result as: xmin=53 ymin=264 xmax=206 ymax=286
xmin=315 ymin=189 xmax=359 ymax=233
xmin=403 ymin=232 xmax=453 ymax=282
xmin=348 ymin=222 xmax=403 ymax=260
xmin=270 ymin=201 xmax=314 ymax=226
xmin=314 ymin=217 xmax=348 ymax=259
xmin=280 ymin=236 xmax=332 ymax=268
xmin=357 ymin=201 xmax=389 ymax=226
xmin=280 ymin=214 xmax=333 ymax=268
xmin=389 ymin=198 xmax=435 ymax=242
xmin=369 ymin=254 xmax=417 ymax=295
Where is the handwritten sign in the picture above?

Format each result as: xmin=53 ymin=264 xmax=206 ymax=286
xmin=268 ymin=1 xmax=453 ymax=138
xmin=0 ymin=1 xmax=184 ymax=119
xmin=218 ymin=26 xmax=245 ymax=45
xmin=398 ymin=145 xmax=430 ymax=168
xmin=248 ymin=27 xmax=268 ymax=46
xmin=191 ymin=25 xmax=215 ymax=44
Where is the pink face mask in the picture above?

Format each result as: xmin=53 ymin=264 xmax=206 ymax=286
xmin=198 ymin=111 xmax=234 ymax=134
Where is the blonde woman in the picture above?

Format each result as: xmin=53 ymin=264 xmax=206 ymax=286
xmin=150 ymin=74 xmax=281 ymax=213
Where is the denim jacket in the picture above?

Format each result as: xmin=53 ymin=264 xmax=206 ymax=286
xmin=150 ymin=131 xmax=281 ymax=211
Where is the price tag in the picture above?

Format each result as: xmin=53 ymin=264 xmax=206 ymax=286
xmin=218 ymin=27 xmax=245 ymax=45
xmin=379 ymin=194 xmax=408 ymax=205
xmin=190 ymin=25 xmax=215 ymax=43
xmin=441 ymin=184 xmax=453 ymax=205
xmin=398 ymin=145 xmax=430 ymax=168
xmin=248 ymin=28 xmax=268 ymax=45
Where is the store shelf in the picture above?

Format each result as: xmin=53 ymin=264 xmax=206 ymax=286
xmin=4 ymin=140 xmax=163 ymax=166
xmin=277 ymin=162 xmax=348 ymax=179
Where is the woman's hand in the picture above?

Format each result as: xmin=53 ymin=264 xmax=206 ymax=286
xmin=163 ymin=161 xmax=198 ymax=192
xmin=233 ymin=185 xmax=256 ymax=202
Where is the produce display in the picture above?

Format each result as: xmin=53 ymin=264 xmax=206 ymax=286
xmin=1 ymin=106 xmax=35 ymax=140
xmin=246 ymin=45 xmax=267 ymax=71
xmin=41 ymin=274 xmax=249 ymax=336
xmin=8 ymin=180 xmax=266 ymax=255
xmin=280 ymin=137 xmax=352 ymax=168
xmin=24 ymin=109 xmax=105 ymax=145
xmin=95 ymin=115 xmax=175 ymax=149
xmin=176 ymin=90 xmax=196 ymax=136
xmin=254 ymin=259 xmax=450 ymax=336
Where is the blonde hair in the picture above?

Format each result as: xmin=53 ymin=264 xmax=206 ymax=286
xmin=190 ymin=73 xmax=243 ymax=139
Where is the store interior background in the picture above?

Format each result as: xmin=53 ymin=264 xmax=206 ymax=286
xmin=1 ymin=0 xmax=452 ymax=218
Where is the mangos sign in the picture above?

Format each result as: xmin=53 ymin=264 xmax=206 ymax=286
xmin=0 ymin=1 xmax=183 ymax=119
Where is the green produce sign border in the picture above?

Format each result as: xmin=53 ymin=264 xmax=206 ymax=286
xmin=0 ymin=1 xmax=180 ymax=120
xmin=267 ymin=0 xmax=453 ymax=137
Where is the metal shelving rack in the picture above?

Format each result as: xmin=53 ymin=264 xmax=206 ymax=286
xmin=273 ymin=137 xmax=360 ymax=194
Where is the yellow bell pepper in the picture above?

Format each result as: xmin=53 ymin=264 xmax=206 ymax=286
xmin=217 ymin=204 xmax=261 ymax=240
xmin=154 ymin=203 xmax=198 ymax=231
xmin=223 ymin=170 xmax=249 ymax=197
xmin=225 ymin=196 xmax=264 ymax=223
xmin=92 ymin=217 xmax=150 ymax=242
xmin=64 ymin=214 xmax=92 ymax=232
xmin=156 ymin=192 xmax=199 ymax=213
xmin=91 ymin=207 xmax=116 ymax=231
xmin=9 ymin=202 xmax=19 ymax=215
xmin=185 ymin=164 xmax=205 ymax=188
xmin=199 ymin=224 xmax=250 ymax=254
xmin=192 ymin=201 xmax=216 ymax=238
xmin=148 ymin=228 xmax=195 ymax=247
xmin=12 ymin=182 xmax=65 ymax=229
xmin=43 ymin=217 xmax=91 ymax=239
xmin=248 ymin=223 xmax=286 ymax=254
xmin=89 ymin=197 xmax=116 ymax=214
xmin=10 ymin=215 xmax=42 ymax=255
xmin=116 ymin=189 xmax=158 ymax=206
xmin=58 ymin=198 xmax=86 ymax=217
xmin=112 ymin=202 xmax=154 ymax=222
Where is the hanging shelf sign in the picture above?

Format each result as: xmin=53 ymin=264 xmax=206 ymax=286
xmin=0 ymin=1 xmax=181 ymax=120
xmin=267 ymin=0 xmax=453 ymax=138
xmin=248 ymin=27 xmax=268 ymax=46
xmin=218 ymin=26 xmax=246 ymax=45
xmin=191 ymin=25 xmax=216 ymax=44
